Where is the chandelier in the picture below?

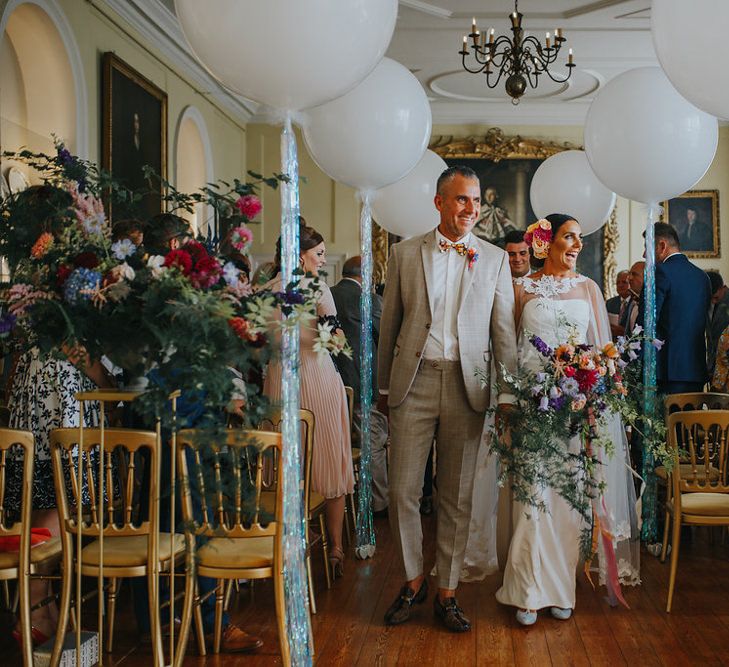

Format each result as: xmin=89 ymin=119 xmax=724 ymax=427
xmin=459 ymin=0 xmax=575 ymax=104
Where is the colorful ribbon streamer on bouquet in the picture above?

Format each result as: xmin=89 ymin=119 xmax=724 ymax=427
xmin=640 ymin=205 xmax=660 ymax=543
xmin=279 ymin=116 xmax=313 ymax=665
xmin=355 ymin=190 xmax=376 ymax=559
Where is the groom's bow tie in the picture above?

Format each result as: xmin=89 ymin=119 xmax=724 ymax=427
xmin=438 ymin=239 xmax=468 ymax=256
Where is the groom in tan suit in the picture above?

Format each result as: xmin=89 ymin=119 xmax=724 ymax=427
xmin=378 ymin=165 xmax=518 ymax=632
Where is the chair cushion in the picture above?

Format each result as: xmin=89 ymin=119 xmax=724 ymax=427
xmin=681 ymin=493 xmax=729 ymax=516
xmin=656 ymin=464 xmax=721 ymax=482
xmin=309 ymin=491 xmax=325 ymax=515
xmin=197 ymin=536 xmax=273 ymax=569
xmin=0 ymin=537 xmax=62 ymax=570
xmin=81 ymin=533 xmax=184 ymax=567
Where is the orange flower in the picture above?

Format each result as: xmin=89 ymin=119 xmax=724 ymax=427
xmin=555 ymin=344 xmax=575 ymax=360
xmin=31 ymin=232 xmax=54 ymax=259
xmin=603 ymin=341 xmax=620 ymax=359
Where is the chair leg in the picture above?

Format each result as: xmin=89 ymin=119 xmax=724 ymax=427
xmin=666 ymin=515 xmax=683 ymax=612
xmin=51 ymin=550 xmax=74 ymax=667
xmin=18 ymin=552 xmax=33 ymax=667
xmin=193 ymin=596 xmax=206 ymax=657
xmin=349 ymin=491 xmax=357 ymax=531
xmin=661 ymin=510 xmax=671 ymax=563
xmin=213 ymin=579 xmax=225 ymax=654
xmin=148 ymin=568 xmax=165 ymax=667
xmin=105 ymin=578 xmax=118 ymax=653
xmin=173 ymin=565 xmax=196 ymax=667
xmin=343 ymin=503 xmax=351 ymax=547
xmin=224 ymin=579 xmax=234 ymax=611
xmin=2 ymin=580 xmax=10 ymax=609
xmin=273 ymin=561 xmax=291 ymax=665
xmin=319 ymin=514 xmax=332 ymax=589
xmin=306 ymin=551 xmax=317 ymax=615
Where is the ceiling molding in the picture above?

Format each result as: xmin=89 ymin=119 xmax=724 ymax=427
xmin=99 ymin=0 xmax=256 ymax=125
xmin=399 ymin=0 xmax=452 ymax=19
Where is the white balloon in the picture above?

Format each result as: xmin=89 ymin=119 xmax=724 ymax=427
xmin=584 ymin=67 xmax=718 ymax=204
xmin=652 ymin=0 xmax=729 ymax=120
xmin=302 ymin=58 xmax=431 ymax=191
xmin=530 ymin=151 xmax=616 ymax=236
xmin=371 ymin=150 xmax=447 ymax=238
xmin=175 ymin=0 xmax=397 ymax=111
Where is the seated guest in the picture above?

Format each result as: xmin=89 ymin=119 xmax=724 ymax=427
xmin=111 ymin=218 xmax=144 ymax=245
xmin=330 ymin=256 xmax=389 ymax=517
xmin=262 ymin=219 xmax=354 ymax=576
xmin=503 ymin=229 xmax=531 ymax=279
xmin=707 ymin=271 xmax=729 ymax=378
xmin=143 ymin=213 xmax=191 ymax=255
xmin=711 ymin=324 xmax=729 ymax=392
xmin=638 ymin=222 xmax=712 ymax=394
xmin=606 ymin=270 xmax=631 ymax=338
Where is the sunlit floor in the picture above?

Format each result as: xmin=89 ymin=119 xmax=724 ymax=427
xmin=3 ymin=514 xmax=728 ymax=666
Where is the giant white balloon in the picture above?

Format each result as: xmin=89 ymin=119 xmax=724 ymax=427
xmin=371 ymin=150 xmax=447 ymax=238
xmin=175 ymin=0 xmax=397 ymax=111
xmin=530 ymin=150 xmax=616 ymax=235
xmin=584 ymin=67 xmax=718 ymax=204
xmin=652 ymin=0 xmax=729 ymax=120
xmin=302 ymin=58 xmax=431 ymax=190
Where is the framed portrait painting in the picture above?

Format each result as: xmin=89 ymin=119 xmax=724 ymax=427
xmin=661 ymin=189 xmax=720 ymax=258
xmin=430 ymin=129 xmax=617 ymax=292
xmin=102 ymin=52 xmax=167 ymax=221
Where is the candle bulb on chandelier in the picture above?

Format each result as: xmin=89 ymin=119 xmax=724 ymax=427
xmin=556 ymin=27 xmax=562 ymax=39
xmin=462 ymin=35 xmax=468 ymax=53
xmin=568 ymin=47 xmax=574 ymax=65
xmin=472 ymin=17 xmax=477 ymax=35
xmin=473 ymin=29 xmax=480 ymax=46
xmin=489 ymin=27 xmax=494 ymax=43
xmin=546 ymin=31 xmax=551 ymax=48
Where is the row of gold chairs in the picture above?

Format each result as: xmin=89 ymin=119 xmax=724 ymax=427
xmin=1 ymin=413 xmax=332 ymax=665
xmin=658 ymin=392 xmax=729 ymax=612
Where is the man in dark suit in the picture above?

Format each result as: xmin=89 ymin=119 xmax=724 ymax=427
xmin=606 ymin=269 xmax=631 ymax=338
xmin=331 ymin=256 xmax=389 ymax=515
xmin=640 ymin=222 xmax=712 ymax=394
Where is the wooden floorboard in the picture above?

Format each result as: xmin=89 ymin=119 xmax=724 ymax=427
xmin=4 ymin=520 xmax=729 ymax=665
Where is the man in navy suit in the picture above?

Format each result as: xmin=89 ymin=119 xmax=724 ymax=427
xmin=641 ymin=222 xmax=712 ymax=395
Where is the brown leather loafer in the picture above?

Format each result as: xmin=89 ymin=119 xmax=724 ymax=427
xmin=384 ymin=578 xmax=428 ymax=625
xmin=206 ymin=623 xmax=263 ymax=653
xmin=434 ymin=596 xmax=471 ymax=632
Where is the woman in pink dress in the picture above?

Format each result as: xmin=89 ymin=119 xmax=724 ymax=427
xmin=263 ymin=219 xmax=354 ymax=575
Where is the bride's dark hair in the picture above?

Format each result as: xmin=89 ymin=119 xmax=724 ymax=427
xmin=529 ymin=212 xmax=578 ymax=269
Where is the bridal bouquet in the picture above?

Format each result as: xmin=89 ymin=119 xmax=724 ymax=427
xmin=485 ymin=327 xmax=667 ymax=528
xmin=0 ymin=141 xmax=348 ymax=426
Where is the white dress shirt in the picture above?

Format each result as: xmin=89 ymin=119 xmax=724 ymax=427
xmin=423 ymin=229 xmax=472 ymax=361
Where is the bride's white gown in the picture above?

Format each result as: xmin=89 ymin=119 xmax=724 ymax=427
xmin=493 ymin=274 xmax=639 ymax=610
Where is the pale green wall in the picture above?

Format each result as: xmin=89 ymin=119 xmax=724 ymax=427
xmin=1 ymin=0 xmax=247 ymax=191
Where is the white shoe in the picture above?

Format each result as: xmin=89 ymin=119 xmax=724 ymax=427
xmin=550 ymin=607 xmax=572 ymax=620
xmin=516 ymin=609 xmax=537 ymax=626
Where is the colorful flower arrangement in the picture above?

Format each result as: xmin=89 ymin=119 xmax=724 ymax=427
xmin=466 ymin=246 xmax=479 ymax=270
xmin=483 ymin=325 xmax=668 ymax=557
xmin=0 ymin=141 xmax=350 ymax=426
xmin=523 ymin=218 xmax=552 ymax=259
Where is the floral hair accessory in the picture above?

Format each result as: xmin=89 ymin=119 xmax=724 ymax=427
xmin=523 ymin=218 xmax=553 ymax=259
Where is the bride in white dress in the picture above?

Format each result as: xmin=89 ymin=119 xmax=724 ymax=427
xmin=495 ymin=214 xmax=639 ymax=625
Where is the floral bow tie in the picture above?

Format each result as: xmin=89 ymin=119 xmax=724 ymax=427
xmin=438 ymin=238 xmax=479 ymax=270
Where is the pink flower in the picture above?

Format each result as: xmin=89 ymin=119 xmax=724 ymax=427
xmin=235 ymin=195 xmax=262 ymax=220
xmin=230 ymin=225 xmax=254 ymax=253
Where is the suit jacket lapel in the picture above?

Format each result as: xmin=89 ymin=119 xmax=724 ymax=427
xmin=420 ymin=234 xmax=435 ymax=317
xmin=458 ymin=239 xmax=478 ymax=315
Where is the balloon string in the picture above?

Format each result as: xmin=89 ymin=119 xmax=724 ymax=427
xmin=280 ymin=116 xmax=314 ymax=665
xmin=640 ymin=204 xmax=658 ymax=543
xmin=356 ymin=190 xmax=376 ymax=557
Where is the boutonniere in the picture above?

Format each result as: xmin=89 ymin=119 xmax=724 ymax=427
xmin=467 ymin=246 xmax=479 ymax=270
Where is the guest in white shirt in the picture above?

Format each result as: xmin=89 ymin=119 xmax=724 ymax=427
xmin=503 ymin=229 xmax=531 ymax=279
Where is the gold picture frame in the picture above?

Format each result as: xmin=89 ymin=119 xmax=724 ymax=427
xmin=102 ymin=52 xmax=168 ymax=222
xmin=661 ymin=189 xmax=720 ymax=259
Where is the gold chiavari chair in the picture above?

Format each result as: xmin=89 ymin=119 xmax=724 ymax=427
xmin=0 ymin=429 xmax=62 ymax=666
xmin=50 ymin=427 xmax=185 ymax=664
xmin=661 ymin=410 xmax=729 ymax=612
xmin=174 ymin=428 xmax=287 ymax=663
xmin=655 ymin=392 xmax=729 ymax=485
xmin=260 ymin=408 xmax=328 ymax=614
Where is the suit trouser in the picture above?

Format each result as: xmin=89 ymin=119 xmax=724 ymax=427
xmin=352 ymin=406 xmax=389 ymax=512
xmin=389 ymin=358 xmax=485 ymax=590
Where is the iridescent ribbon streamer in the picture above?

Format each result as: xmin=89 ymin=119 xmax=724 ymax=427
xmin=640 ymin=204 xmax=660 ymax=543
xmin=355 ymin=190 xmax=376 ymax=559
xmin=279 ymin=116 xmax=313 ymax=665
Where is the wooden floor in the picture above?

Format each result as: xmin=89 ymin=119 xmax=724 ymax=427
xmin=4 ymin=513 xmax=729 ymax=666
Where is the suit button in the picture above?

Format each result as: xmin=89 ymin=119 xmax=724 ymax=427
xmin=415 ymin=351 xmax=421 ymax=357
xmin=425 ymin=322 xmax=431 ymax=329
